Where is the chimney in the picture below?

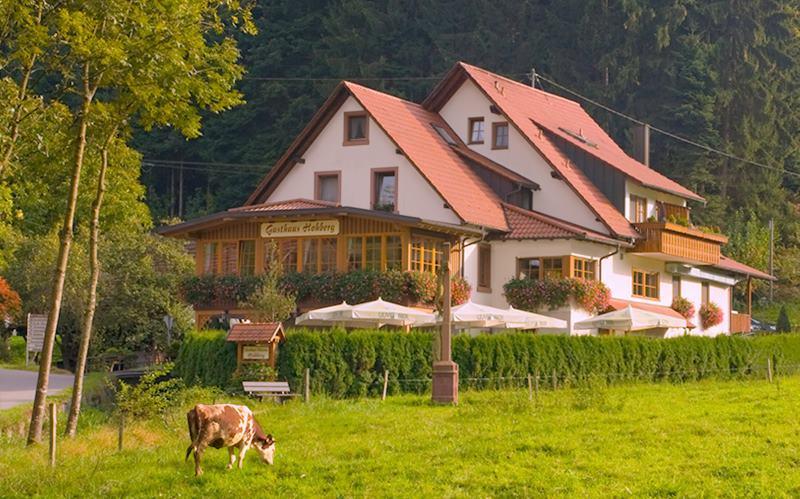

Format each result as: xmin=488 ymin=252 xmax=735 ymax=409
xmin=632 ymin=123 xmax=650 ymax=167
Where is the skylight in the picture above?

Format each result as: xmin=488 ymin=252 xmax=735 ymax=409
xmin=431 ymin=124 xmax=457 ymax=146
xmin=558 ymin=127 xmax=598 ymax=148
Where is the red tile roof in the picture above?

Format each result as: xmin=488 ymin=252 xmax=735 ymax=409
xmin=455 ymin=63 xmax=704 ymax=203
xmin=608 ymin=298 xmax=695 ymax=328
xmin=499 ymin=203 xmax=627 ymax=246
xmin=226 ymin=323 xmax=285 ymax=343
xmin=714 ymin=256 xmax=776 ymax=281
xmin=231 ymin=198 xmax=337 ymax=213
xmin=344 ymin=82 xmax=508 ymax=230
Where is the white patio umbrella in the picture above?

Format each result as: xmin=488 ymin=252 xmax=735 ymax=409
xmin=573 ymin=305 xmax=686 ymax=331
xmin=504 ymin=306 xmax=567 ymax=330
xmin=295 ymin=298 xmax=434 ymax=328
xmin=294 ymin=301 xmax=356 ymax=327
xmin=425 ymin=300 xmax=513 ymax=329
xmin=348 ymin=298 xmax=435 ymax=326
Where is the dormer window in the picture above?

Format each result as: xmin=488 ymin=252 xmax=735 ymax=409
xmin=344 ymin=111 xmax=368 ymax=145
xmin=468 ymin=117 xmax=485 ymax=144
xmin=492 ymin=122 xmax=509 ymax=149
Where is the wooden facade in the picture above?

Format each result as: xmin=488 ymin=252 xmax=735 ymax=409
xmin=632 ymin=222 xmax=728 ymax=265
xmin=192 ymin=214 xmax=463 ymax=277
xmin=186 ymin=212 xmax=467 ymax=325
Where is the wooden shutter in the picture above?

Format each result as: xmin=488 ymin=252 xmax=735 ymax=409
xmin=477 ymin=243 xmax=491 ymax=291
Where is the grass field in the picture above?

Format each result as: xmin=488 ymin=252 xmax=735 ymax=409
xmin=2 ymin=377 xmax=800 ymax=497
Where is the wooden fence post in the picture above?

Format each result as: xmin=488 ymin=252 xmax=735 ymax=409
xmin=382 ymin=370 xmax=389 ymax=401
xmin=118 ymin=414 xmax=124 ymax=452
xmin=304 ymin=368 xmax=310 ymax=402
xmin=527 ymin=374 xmax=533 ymax=401
xmin=534 ymin=369 xmax=540 ymax=403
xmin=49 ymin=403 xmax=56 ymax=469
xmin=767 ymin=358 xmax=773 ymax=383
xmin=552 ymin=369 xmax=557 ymax=390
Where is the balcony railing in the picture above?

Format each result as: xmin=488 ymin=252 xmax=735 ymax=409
xmin=730 ymin=312 xmax=751 ymax=334
xmin=632 ymin=222 xmax=728 ymax=265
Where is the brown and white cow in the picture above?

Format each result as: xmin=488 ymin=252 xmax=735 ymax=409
xmin=185 ymin=404 xmax=275 ymax=476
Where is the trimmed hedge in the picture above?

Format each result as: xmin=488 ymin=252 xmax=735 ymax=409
xmin=277 ymin=329 xmax=434 ymax=397
xmin=174 ymin=330 xmax=237 ymax=389
xmin=175 ymin=329 xmax=800 ymax=397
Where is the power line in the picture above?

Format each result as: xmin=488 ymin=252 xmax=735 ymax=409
xmin=143 ymin=158 xmax=268 ymax=169
xmin=141 ymin=162 xmax=264 ymax=176
xmin=242 ymin=75 xmax=449 ymax=82
xmin=533 ymin=72 xmax=800 ymax=179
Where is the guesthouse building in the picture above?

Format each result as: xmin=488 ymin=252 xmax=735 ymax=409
xmin=159 ymin=62 xmax=773 ymax=336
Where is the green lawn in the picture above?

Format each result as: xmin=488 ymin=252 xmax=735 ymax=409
xmin=2 ymin=377 xmax=800 ymax=497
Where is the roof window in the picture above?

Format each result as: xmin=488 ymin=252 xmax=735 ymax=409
xmin=431 ymin=124 xmax=457 ymax=146
xmin=558 ymin=127 xmax=598 ymax=148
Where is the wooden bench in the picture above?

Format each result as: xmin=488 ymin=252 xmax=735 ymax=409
xmin=242 ymin=381 xmax=298 ymax=402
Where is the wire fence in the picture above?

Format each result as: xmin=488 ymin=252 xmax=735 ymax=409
xmin=346 ymin=360 xmax=800 ymax=398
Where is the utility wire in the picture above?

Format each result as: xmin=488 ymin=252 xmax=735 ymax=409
xmin=143 ymin=158 xmax=268 ymax=169
xmin=241 ymin=75 xmax=452 ymax=82
xmin=533 ymin=72 xmax=800 ymax=179
xmin=141 ymin=162 xmax=264 ymax=176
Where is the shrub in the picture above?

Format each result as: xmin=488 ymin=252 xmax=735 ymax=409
xmin=504 ymin=278 xmax=610 ymax=314
xmin=174 ymin=330 xmax=237 ymax=389
xmin=671 ymin=297 xmax=696 ymax=320
xmin=699 ymin=302 xmax=724 ymax=329
xmin=776 ymin=305 xmax=792 ymax=333
xmin=177 ymin=328 xmax=800 ymax=396
xmin=113 ymin=363 xmax=184 ymax=419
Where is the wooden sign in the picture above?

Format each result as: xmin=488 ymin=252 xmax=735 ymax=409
xmin=26 ymin=313 xmax=47 ymax=353
xmin=260 ymin=219 xmax=339 ymax=238
xmin=242 ymin=345 xmax=270 ymax=361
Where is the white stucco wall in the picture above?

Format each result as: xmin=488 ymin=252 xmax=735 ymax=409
xmin=268 ymin=97 xmax=460 ymax=225
xmin=437 ymin=80 xmax=609 ymax=234
xmin=625 ymin=181 xmax=687 ymax=222
xmin=462 ymin=237 xmax=733 ymax=337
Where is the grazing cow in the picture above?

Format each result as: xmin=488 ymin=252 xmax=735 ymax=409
xmin=185 ymin=404 xmax=275 ymax=476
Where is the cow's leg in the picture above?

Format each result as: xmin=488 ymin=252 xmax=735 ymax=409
xmin=227 ymin=446 xmax=237 ymax=470
xmin=238 ymin=442 xmax=249 ymax=470
xmin=194 ymin=442 xmax=206 ymax=476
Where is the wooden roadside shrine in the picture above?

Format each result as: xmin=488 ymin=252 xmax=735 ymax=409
xmin=226 ymin=323 xmax=286 ymax=369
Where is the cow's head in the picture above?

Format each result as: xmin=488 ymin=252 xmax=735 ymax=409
xmin=254 ymin=434 xmax=276 ymax=465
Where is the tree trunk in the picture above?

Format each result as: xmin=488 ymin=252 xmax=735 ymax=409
xmin=27 ymin=65 xmax=93 ymax=445
xmin=0 ymin=1 xmax=43 ymax=178
xmin=65 ymin=127 xmax=115 ymax=437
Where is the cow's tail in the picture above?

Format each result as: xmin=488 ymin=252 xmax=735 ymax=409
xmin=186 ymin=407 xmax=199 ymax=461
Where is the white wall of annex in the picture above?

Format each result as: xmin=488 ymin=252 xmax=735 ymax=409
xmin=268 ymin=96 xmax=460 ymax=225
xmin=463 ymin=238 xmax=733 ymax=336
xmin=625 ymin=181 xmax=687 ymax=221
xmin=437 ymin=80 xmax=608 ymax=234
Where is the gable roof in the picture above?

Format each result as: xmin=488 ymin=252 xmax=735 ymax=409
xmin=424 ymin=63 xmax=708 ymax=237
xmin=245 ymin=81 xmax=508 ymax=231
xmin=498 ymin=203 xmax=630 ymax=247
xmin=427 ymin=63 xmax=704 ymax=204
xmin=226 ymin=323 xmax=285 ymax=343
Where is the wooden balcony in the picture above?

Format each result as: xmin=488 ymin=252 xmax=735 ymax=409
xmin=632 ymin=222 xmax=728 ymax=265
xmin=730 ymin=312 xmax=751 ymax=334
